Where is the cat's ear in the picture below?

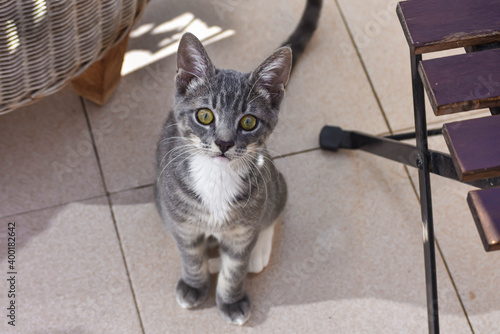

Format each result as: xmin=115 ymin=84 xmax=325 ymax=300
xmin=250 ymin=47 xmax=292 ymax=109
xmin=176 ymin=33 xmax=215 ymax=94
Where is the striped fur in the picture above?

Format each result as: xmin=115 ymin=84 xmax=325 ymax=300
xmin=155 ymin=1 xmax=322 ymax=325
xmin=282 ymin=0 xmax=323 ymax=69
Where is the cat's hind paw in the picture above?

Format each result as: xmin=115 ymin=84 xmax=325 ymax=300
xmin=175 ymin=279 xmax=209 ymax=309
xmin=217 ymin=294 xmax=251 ymax=326
xmin=248 ymin=223 xmax=275 ymax=274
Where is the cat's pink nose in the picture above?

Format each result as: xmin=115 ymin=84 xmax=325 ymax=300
xmin=215 ymin=139 xmax=235 ymax=154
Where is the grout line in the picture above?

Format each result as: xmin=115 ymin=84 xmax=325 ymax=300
xmin=404 ymin=166 xmax=419 ymax=200
xmin=332 ymin=0 xmax=474 ymax=329
xmin=269 ymin=126 xmax=412 ymax=160
xmin=333 ymin=1 xmax=474 ymax=329
xmin=80 ymin=98 xmax=109 ymax=196
xmin=80 ymin=97 xmax=146 ymax=334
xmin=109 ymin=183 xmax=154 ymax=196
xmin=390 ymin=125 xmax=443 ymax=137
xmin=80 ymin=97 xmax=108 ymax=196
xmin=0 ymin=194 xmax=106 ymax=220
xmin=404 ymin=165 xmax=475 ymax=333
xmin=0 ymin=183 xmax=156 ymax=219
xmin=333 ymin=0 xmax=394 ymax=135
xmin=388 ymin=109 xmax=491 ymax=136
xmin=107 ymin=195 xmax=147 ymax=334
xmin=435 ymin=238 xmax=475 ymax=333
xmin=272 ymin=147 xmax=321 ymax=160
xmin=2 ymin=183 xmax=156 ymax=220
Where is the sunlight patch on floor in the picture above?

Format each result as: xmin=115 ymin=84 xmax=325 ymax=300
xmin=122 ymin=12 xmax=235 ymax=76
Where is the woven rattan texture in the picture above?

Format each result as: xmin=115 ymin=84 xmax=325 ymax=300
xmin=0 ymin=0 xmax=146 ymax=114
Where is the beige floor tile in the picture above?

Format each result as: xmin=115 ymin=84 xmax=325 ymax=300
xmin=85 ymin=0 xmax=387 ymax=193
xmin=0 ymin=88 xmax=104 ymax=218
xmin=266 ymin=0 xmax=389 ymax=155
xmin=0 ymin=197 xmax=142 ymax=333
xmin=407 ymin=136 xmax=500 ymax=333
xmin=335 ymin=0 xmax=490 ymax=133
xmin=112 ymin=150 xmax=469 ymax=333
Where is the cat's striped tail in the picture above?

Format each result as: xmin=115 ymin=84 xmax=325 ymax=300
xmin=281 ymin=0 xmax=323 ymax=69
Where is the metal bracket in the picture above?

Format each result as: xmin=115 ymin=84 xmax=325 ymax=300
xmin=319 ymin=125 xmax=500 ymax=189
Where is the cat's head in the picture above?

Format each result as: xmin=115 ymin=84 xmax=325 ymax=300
xmin=173 ymin=32 xmax=292 ymax=164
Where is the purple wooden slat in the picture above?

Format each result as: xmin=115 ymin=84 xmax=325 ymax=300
xmin=468 ymin=187 xmax=500 ymax=251
xmin=398 ymin=0 xmax=500 ymax=54
xmin=443 ymin=115 xmax=500 ymax=182
xmin=419 ymin=48 xmax=500 ymax=115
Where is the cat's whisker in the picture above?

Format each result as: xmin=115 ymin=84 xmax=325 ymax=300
xmin=247 ymin=91 xmax=266 ymax=105
xmin=246 ymin=70 xmax=271 ymax=101
xmin=158 ymin=136 xmax=186 ymax=145
xmin=161 ymin=143 xmax=192 ymax=155
xmin=241 ymin=152 xmax=264 ymax=187
xmin=240 ymin=155 xmax=260 ymax=194
xmin=160 ymin=122 xmax=181 ymax=133
xmin=260 ymin=158 xmax=276 ymax=182
xmin=256 ymin=166 xmax=269 ymax=203
xmin=183 ymin=70 xmax=214 ymax=100
xmin=241 ymin=160 xmax=260 ymax=209
xmin=169 ymin=147 xmax=199 ymax=164
xmin=245 ymin=150 xmax=273 ymax=182
xmin=157 ymin=147 xmax=199 ymax=184
xmin=174 ymin=150 xmax=202 ymax=176
xmin=246 ymin=157 xmax=268 ymax=203
xmin=159 ymin=143 xmax=196 ymax=167
xmin=241 ymin=162 xmax=254 ymax=209
xmin=249 ymin=169 xmax=261 ymax=199
xmin=202 ymin=67 xmax=215 ymax=100
xmin=250 ymin=149 xmax=280 ymax=182
xmin=235 ymin=155 xmax=255 ymax=194
xmin=239 ymin=154 xmax=256 ymax=178
xmin=261 ymin=147 xmax=285 ymax=161
xmin=243 ymin=176 xmax=252 ymax=209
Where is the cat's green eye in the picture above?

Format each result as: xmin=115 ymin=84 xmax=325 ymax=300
xmin=197 ymin=108 xmax=214 ymax=125
xmin=240 ymin=115 xmax=257 ymax=131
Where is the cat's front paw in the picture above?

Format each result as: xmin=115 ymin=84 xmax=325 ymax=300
xmin=175 ymin=279 xmax=209 ymax=309
xmin=217 ymin=294 xmax=251 ymax=325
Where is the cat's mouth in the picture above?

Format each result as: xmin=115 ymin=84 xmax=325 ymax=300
xmin=214 ymin=153 xmax=230 ymax=162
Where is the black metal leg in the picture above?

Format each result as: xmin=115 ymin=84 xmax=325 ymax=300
xmin=411 ymin=53 xmax=440 ymax=334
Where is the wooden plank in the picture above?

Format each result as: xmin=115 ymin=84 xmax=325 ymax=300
xmin=418 ymin=48 xmax=500 ymax=115
xmin=443 ymin=115 xmax=500 ymax=182
xmin=397 ymin=0 xmax=500 ymax=54
xmin=71 ymin=33 xmax=130 ymax=105
xmin=468 ymin=187 xmax=500 ymax=252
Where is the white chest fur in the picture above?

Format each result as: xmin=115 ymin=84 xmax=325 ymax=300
xmin=189 ymin=154 xmax=244 ymax=226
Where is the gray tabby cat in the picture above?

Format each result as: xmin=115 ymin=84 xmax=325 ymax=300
xmin=155 ymin=0 xmax=322 ymax=325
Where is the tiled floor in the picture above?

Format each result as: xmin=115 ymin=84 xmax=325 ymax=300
xmin=0 ymin=0 xmax=497 ymax=333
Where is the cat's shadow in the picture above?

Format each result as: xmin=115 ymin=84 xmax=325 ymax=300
xmin=106 ymin=162 xmax=488 ymax=329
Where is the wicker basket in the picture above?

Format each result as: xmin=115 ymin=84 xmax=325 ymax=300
xmin=0 ymin=0 xmax=147 ymax=114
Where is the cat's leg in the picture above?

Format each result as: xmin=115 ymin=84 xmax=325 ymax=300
xmin=173 ymin=233 xmax=210 ymax=309
xmin=246 ymin=168 xmax=286 ymax=274
xmin=247 ymin=220 xmax=277 ymax=274
xmin=209 ymin=218 xmax=276 ymax=275
xmin=207 ymin=235 xmax=221 ymax=274
xmin=216 ymin=233 xmax=257 ymax=325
